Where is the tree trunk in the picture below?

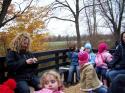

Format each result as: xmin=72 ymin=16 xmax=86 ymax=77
xmin=75 ymin=0 xmax=81 ymax=48
xmin=113 ymin=29 xmax=120 ymax=42
xmin=75 ymin=19 xmax=81 ymax=48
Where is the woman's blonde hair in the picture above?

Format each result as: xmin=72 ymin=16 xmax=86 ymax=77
xmin=10 ymin=32 xmax=31 ymax=53
xmin=40 ymin=70 xmax=63 ymax=89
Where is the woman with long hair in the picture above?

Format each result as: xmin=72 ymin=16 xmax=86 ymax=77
xmin=6 ymin=32 xmax=40 ymax=93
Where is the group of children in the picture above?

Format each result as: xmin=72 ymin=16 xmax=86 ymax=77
xmin=0 ymin=41 xmax=115 ymax=93
xmin=66 ymin=41 xmax=113 ymax=93
xmin=2 ymin=31 xmax=125 ymax=93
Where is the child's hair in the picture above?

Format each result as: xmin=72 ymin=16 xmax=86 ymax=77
xmin=40 ymin=70 xmax=63 ymax=90
xmin=68 ymin=42 xmax=77 ymax=51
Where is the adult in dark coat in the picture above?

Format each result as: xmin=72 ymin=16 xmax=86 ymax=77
xmin=108 ymin=74 xmax=125 ymax=93
xmin=6 ymin=32 xmax=40 ymax=93
xmin=106 ymin=31 xmax=125 ymax=82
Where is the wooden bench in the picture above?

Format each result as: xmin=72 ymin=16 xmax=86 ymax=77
xmin=59 ymin=65 xmax=80 ymax=85
xmin=59 ymin=66 xmax=70 ymax=83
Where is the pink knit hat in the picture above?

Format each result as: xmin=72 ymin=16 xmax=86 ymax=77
xmin=98 ymin=42 xmax=108 ymax=53
xmin=78 ymin=51 xmax=89 ymax=65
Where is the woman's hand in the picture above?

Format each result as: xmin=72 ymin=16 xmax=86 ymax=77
xmin=32 ymin=57 xmax=38 ymax=63
xmin=26 ymin=57 xmax=38 ymax=64
xmin=26 ymin=58 xmax=35 ymax=64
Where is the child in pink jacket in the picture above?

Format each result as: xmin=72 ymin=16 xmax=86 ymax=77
xmin=34 ymin=70 xmax=64 ymax=93
xmin=95 ymin=42 xmax=112 ymax=85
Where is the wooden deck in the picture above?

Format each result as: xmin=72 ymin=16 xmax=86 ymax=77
xmin=64 ymin=83 xmax=80 ymax=93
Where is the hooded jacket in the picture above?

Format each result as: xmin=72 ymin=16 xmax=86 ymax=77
xmin=80 ymin=63 xmax=102 ymax=93
xmin=108 ymin=43 xmax=125 ymax=69
xmin=108 ymin=32 xmax=125 ymax=69
xmin=95 ymin=42 xmax=112 ymax=69
xmin=84 ymin=42 xmax=96 ymax=64
xmin=67 ymin=51 xmax=79 ymax=66
xmin=95 ymin=51 xmax=112 ymax=69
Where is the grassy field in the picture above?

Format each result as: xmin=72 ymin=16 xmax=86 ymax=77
xmin=48 ymin=41 xmax=68 ymax=50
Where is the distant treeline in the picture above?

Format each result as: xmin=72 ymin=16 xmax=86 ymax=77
xmin=47 ymin=34 xmax=113 ymax=42
xmin=47 ymin=34 xmax=115 ymax=48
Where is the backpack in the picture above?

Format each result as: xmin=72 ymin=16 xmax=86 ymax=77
xmin=95 ymin=53 xmax=107 ymax=67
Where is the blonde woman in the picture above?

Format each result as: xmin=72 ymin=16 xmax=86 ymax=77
xmin=6 ymin=32 xmax=40 ymax=93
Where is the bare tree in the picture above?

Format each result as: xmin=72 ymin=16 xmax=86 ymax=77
xmin=49 ymin=0 xmax=81 ymax=48
xmin=49 ymin=0 xmax=102 ymax=48
xmin=97 ymin=0 xmax=125 ymax=41
xmin=0 ymin=0 xmax=33 ymax=28
xmin=83 ymin=0 xmax=92 ymax=40
xmin=83 ymin=0 xmax=98 ymax=45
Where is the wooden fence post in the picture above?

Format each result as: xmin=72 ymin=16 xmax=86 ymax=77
xmin=55 ymin=53 xmax=59 ymax=70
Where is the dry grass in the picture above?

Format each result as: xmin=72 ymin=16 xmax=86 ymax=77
xmin=64 ymin=83 xmax=80 ymax=93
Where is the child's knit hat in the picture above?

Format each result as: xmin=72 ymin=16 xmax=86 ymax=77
xmin=98 ymin=42 xmax=108 ymax=53
xmin=3 ymin=79 xmax=16 ymax=90
xmin=84 ymin=42 xmax=92 ymax=49
xmin=78 ymin=51 xmax=89 ymax=65
xmin=0 ymin=79 xmax=16 ymax=93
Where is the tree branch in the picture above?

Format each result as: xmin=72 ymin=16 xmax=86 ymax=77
xmin=50 ymin=16 xmax=75 ymax=22
xmin=0 ymin=0 xmax=33 ymax=28
xmin=0 ymin=0 xmax=12 ymax=26
xmin=55 ymin=0 xmax=76 ymax=17
xmin=79 ymin=1 xmax=107 ymax=13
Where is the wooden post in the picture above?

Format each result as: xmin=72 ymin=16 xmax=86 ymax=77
xmin=55 ymin=53 xmax=59 ymax=70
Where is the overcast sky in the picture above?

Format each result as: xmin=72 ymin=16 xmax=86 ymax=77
xmin=39 ymin=0 xmax=78 ymax=36
xmin=38 ymin=0 xmax=112 ymax=36
xmin=11 ymin=0 xmax=112 ymax=36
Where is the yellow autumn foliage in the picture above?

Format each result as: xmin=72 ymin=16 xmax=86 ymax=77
xmin=0 ymin=6 xmax=49 ymax=56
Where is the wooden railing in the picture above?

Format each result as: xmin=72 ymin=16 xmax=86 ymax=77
xmin=0 ymin=49 xmax=70 ymax=83
xmin=0 ymin=48 xmax=116 ymax=83
xmin=33 ymin=48 xmax=70 ymax=71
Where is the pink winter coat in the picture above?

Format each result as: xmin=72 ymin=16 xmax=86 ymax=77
xmin=34 ymin=88 xmax=53 ymax=93
xmin=34 ymin=88 xmax=64 ymax=93
xmin=95 ymin=51 xmax=112 ymax=69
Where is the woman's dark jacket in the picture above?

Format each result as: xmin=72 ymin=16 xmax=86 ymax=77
xmin=6 ymin=50 xmax=38 ymax=81
xmin=107 ymin=74 xmax=125 ymax=93
xmin=108 ymin=43 xmax=125 ymax=69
